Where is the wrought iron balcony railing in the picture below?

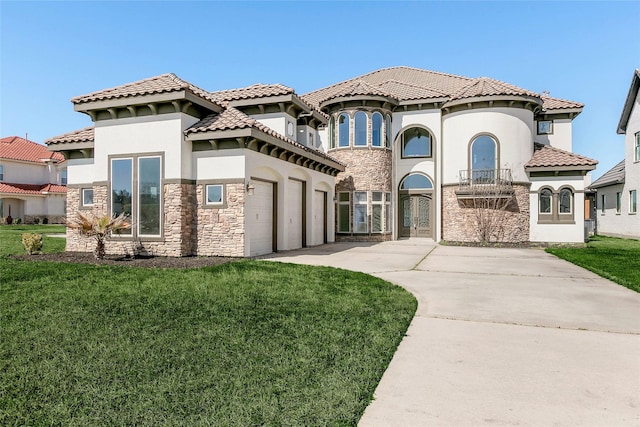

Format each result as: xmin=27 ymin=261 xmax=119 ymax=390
xmin=457 ymin=169 xmax=514 ymax=197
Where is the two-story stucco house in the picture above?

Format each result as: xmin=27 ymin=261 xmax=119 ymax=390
xmin=589 ymin=70 xmax=640 ymax=239
xmin=46 ymin=66 xmax=597 ymax=257
xmin=0 ymin=136 xmax=66 ymax=224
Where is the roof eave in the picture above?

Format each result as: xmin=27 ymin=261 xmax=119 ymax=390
xmin=616 ymin=70 xmax=640 ymax=134
xmin=398 ymin=97 xmax=449 ymax=106
xmin=319 ymin=94 xmax=398 ymax=109
xmin=443 ymin=94 xmax=542 ymax=109
xmin=73 ymin=90 xmax=223 ymax=114
xmin=525 ymin=164 xmax=597 ymax=173
xmin=589 ymin=178 xmax=625 ymax=189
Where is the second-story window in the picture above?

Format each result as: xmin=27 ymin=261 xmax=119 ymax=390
xmin=354 ymin=112 xmax=367 ymax=146
xmin=329 ymin=116 xmax=335 ymax=149
xmin=0 ymin=164 xmax=4 ymax=181
xmin=470 ymin=135 xmax=497 ymax=182
xmin=401 ymin=127 xmax=432 ymax=158
xmin=372 ymin=112 xmax=383 ymax=147
xmin=338 ymin=113 xmax=350 ymax=147
xmin=61 ymin=168 xmax=68 ymax=185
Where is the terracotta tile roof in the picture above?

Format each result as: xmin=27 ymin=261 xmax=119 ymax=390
xmin=319 ymin=79 xmax=397 ymax=104
xmin=210 ymin=83 xmax=294 ymax=102
xmin=0 ymin=136 xmax=64 ymax=163
xmin=541 ymin=95 xmax=583 ymax=111
xmin=449 ymin=77 xmax=538 ymax=101
xmin=71 ymin=73 xmax=220 ymax=105
xmin=589 ymin=160 xmax=625 ymax=188
xmin=185 ymin=106 xmax=344 ymax=166
xmin=302 ymin=66 xmax=582 ymax=112
xmin=0 ymin=182 xmax=66 ymax=195
xmin=45 ymin=126 xmax=94 ymax=145
xmin=525 ymin=143 xmax=597 ymax=169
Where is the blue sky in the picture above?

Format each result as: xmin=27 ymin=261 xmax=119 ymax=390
xmin=1 ymin=1 xmax=638 ymax=179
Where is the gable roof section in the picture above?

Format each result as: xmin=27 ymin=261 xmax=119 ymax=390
xmin=541 ymin=95 xmax=584 ymax=111
xmin=45 ymin=126 xmax=95 ymax=146
xmin=210 ymin=83 xmax=295 ymax=103
xmin=448 ymin=77 xmax=538 ymax=101
xmin=0 ymin=182 xmax=66 ymax=195
xmin=525 ymin=143 xmax=597 ymax=171
xmin=0 ymin=136 xmax=64 ymax=163
xmin=589 ymin=160 xmax=625 ymax=188
xmin=302 ymin=66 xmax=472 ymax=108
xmin=617 ymin=69 xmax=640 ymax=134
xmin=185 ymin=106 xmax=344 ymax=169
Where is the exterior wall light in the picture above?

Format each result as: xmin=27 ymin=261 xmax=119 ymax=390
xmin=246 ymin=181 xmax=255 ymax=196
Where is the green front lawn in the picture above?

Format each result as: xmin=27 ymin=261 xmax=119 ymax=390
xmin=0 ymin=226 xmax=417 ymax=425
xmin=0 ymin=224 xmax=66 ymax=257
xmin=546 ymin=235 xmax=640 ymax=293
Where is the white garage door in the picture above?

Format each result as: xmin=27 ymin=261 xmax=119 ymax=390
xmin=287 ymin=179 xmax=303 ymax=250
xmin=248 ymin=180 xmax=273 ymax=256
xmin=313 ymin=190 xmax=326 ymax=245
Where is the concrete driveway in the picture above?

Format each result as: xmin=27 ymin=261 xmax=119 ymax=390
xmin=264 ymin=240 xmax=640 ymax=426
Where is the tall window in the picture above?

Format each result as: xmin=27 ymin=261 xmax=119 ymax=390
xmin=616 ymin=192 xmax=622 ymax=214
xmin=82 ymin=188 xmax=94 ymax=207
xmin=61 ymin=168 xmax=68 ymax=185
xmin=559 ymin=188 xmax=572 ymax=214
xmin=601 ymin=194 xmax=606 ymax=214
xmin=471 ymin=135 xmax=497 ymax=182
xmin=539 ymin=188 xmax=552 ymax=213
xmin=630 ymin=190 xmax=637 ymax=214
xmin=371 ymin=192 xmax=383 ymax=232
xmin=354 ymin=112 xmax=367 ymax=146
xmin=111 ymin=158 xmax=133 ymax=235
xmin=372 ymin=113 xmax=383 ymax=147
xmin=138 ymin=157 xmax=161 ymax=236
xmin=385 ymin=115 xmax=392 ymax=148
xmin=337 ymin=192 xmax=350 ymax=232
xmin=0 ymin=164 xmax=3 ymax=181
xmin=635 ymin=132 xmax=640 ymax=162
xmin=329 ymin=116 xmax=335 ymax=149
xmin=338 ymin=113 xmax=349 ymax=147
xmin=385 ymin=192 xmax=392 ymax=233
xmin=353 ymin=191 xmax=368 ymax=233
xmin=402 ymin=127 xmax=432 ymax=158
xmin=111 ymin=155 xmax=162 ymax=237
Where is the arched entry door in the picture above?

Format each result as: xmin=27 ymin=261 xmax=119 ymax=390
xmin=398 ymin=174 xmax=433 ymax=238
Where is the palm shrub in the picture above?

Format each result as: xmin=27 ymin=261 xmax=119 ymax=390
xmin=66 ymin=212 xmax=131 ymax=259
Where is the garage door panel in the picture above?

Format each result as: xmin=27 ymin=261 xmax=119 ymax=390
xmin=313 ymin=190 xmax=326 ymax=245
xmin=249 ymin=181 xmax=273 ymax=256
xmin=288 ymin=179 xmax=303 ymax=250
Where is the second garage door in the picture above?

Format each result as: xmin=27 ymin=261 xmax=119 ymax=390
xmin=287 ymin=179 xmax=303 ymax=250
xmin=248 ymin=180 xmax=274 ymax=256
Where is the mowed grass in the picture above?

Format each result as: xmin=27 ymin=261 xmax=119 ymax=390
xmin=546 ymin=235 xmax=640 ymax=293
xmin=0 ymin=226 xmax=417 ymax=425
xmin=0 ymin=224 xmax=66 ymax=257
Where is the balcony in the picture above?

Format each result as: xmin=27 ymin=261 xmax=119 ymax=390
xmin=456 ymin=169 xmax=514 ymax=198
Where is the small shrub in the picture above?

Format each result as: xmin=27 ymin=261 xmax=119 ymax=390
xmin=34 ymin=217 xmax=41 ymax=225
xmin=14 ymin=218 xmax=22 ymax=225
xmin=42 ymin=217 xmax=49 ymax=224
xmin=21 ymin=233 xmax=43 ymax=255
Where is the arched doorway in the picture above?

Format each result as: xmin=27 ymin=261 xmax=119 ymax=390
xmin=398 ymin=173 xmax=433 ymax=238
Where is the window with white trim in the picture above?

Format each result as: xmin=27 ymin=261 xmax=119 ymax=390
xmin=61 ymin=168 xmax=67 ymax=185
xmin=630 ymin=190 xmax=637 ymax=214
xmin=371 ymin=192 xmax=383 ymax=232
xmin=337 ymin=192 xmax=350 ymax=233
xmin=385 ymin=192 xmax=392 ymax=233
xmin=354 ymin=112 xmax=367 ymax=146
xmin=635 ymin=132 xmax=640 ymax=162
xmin=353 ymin=191 xmax=368 ymax=233
xmin=81 ymin=188 xmax=94 ymax=207
xmin=601 ymin=194 xmax=606 ymax=214
xmin=616 ymin=192 xmax=622 ymax=214
xmin=205 ymin=184 xmax=224 ymax=205
xmin=0 ymin=164 xmax=4 ymax=181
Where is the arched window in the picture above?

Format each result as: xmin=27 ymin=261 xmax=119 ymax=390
xmin=559 ymin=188 xmax=572 ymax=214
xmin=372 ymin=112 xmax=383 ymax=147
xmin=539 ymin=188 xmax=552 ymax=213
xmin=401 ymin=127 xmax=432 ymax=158
xmin=354 ymin=112 xmax=367 ymax=146
xmin=329 ymin=116 xmax=335 ymax=149
xmin=338 ymin=113 xmax=349 ymax=147
xmin=400 ymin=174 xmax=433 ymax=190
xmin=471 ymin=135 xmax=497 ymax=182
xmin=385 ymin=115 xmax=392 ymax=148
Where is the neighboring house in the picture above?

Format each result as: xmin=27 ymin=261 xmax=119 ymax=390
xmin=46 ymin=67 xmax=597 ymax=257
xmin=589 ymin=69 xmax=640 ymax=239
xmin=0 ymin=136 xmax=66 ymax=224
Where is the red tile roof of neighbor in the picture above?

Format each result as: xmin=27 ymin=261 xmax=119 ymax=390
xmin=525 ymin=143 xmax=597 ymax=169
xmin=0 ymin=183 xmax=66 ymax=195
xmin=0 ymin=136 xmax=65 ymax=163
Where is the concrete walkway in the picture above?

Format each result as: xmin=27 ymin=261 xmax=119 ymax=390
xmin=263 ymin=240 xmax=640 ymax=426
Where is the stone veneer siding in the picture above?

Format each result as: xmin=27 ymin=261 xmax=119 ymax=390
xmin=330 ymin=148 xmax=392 ymax=242
xmin=195 ymin=183 xmax=245 ymax=257
xmin=442 ymin=183 xmax=531 ymax=243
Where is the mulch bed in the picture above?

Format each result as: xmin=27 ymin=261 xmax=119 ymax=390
xmin=12 ymin=252 xmax=242 ymax=269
